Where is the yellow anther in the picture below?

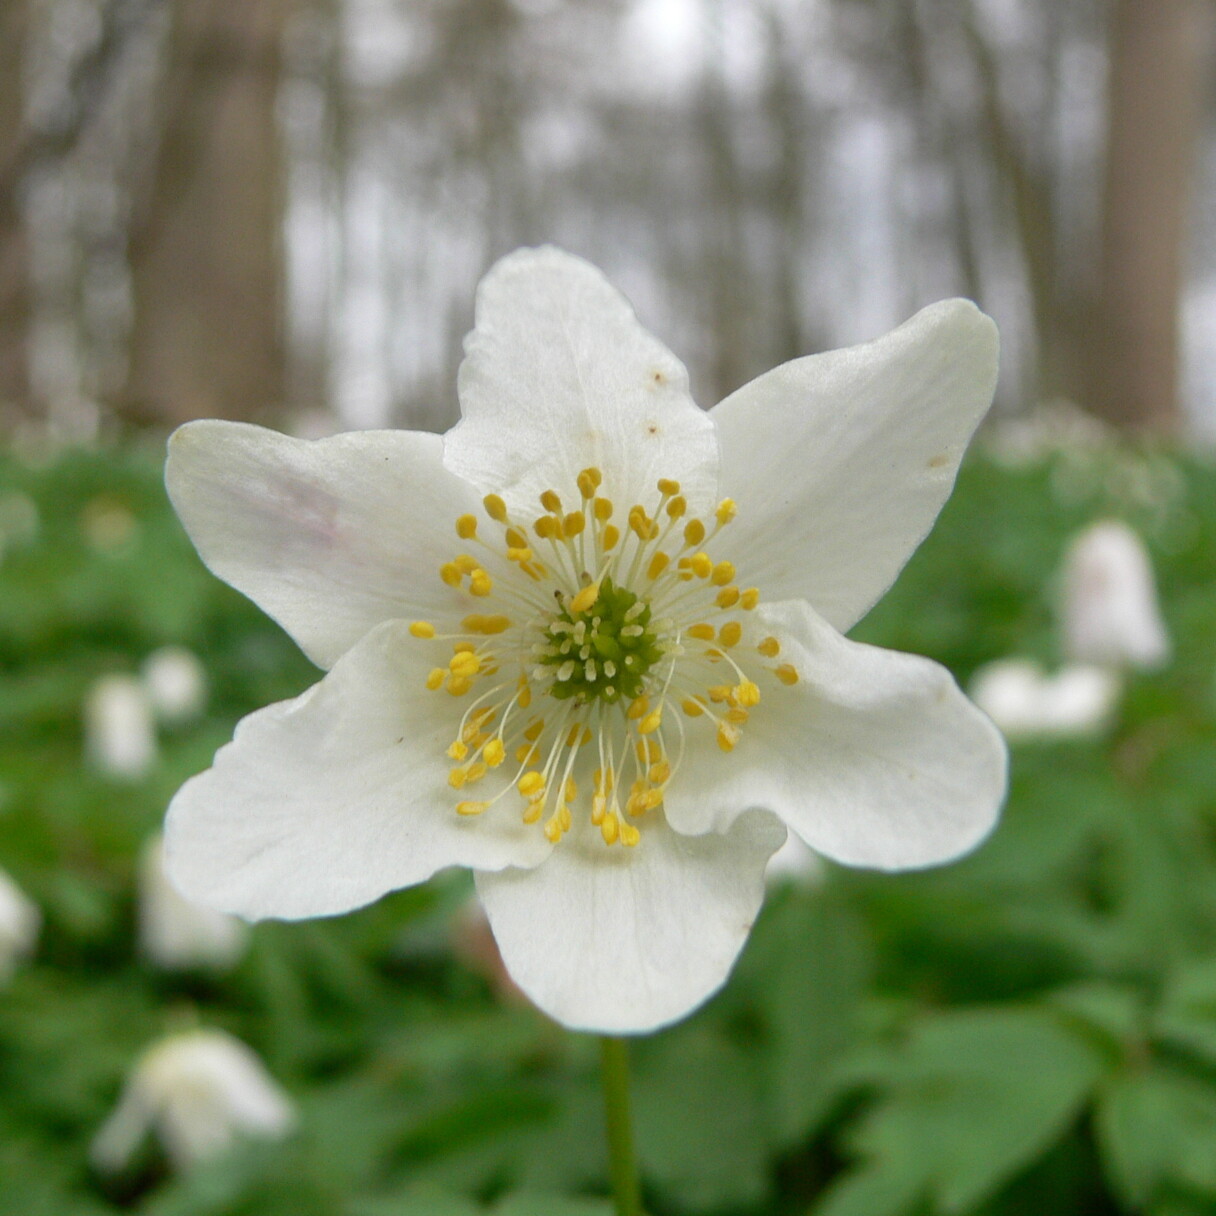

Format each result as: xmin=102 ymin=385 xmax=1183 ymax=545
xmin=455 ymin=554 xmax=478 ymax=574
xmin=649 ymin=761 xmax=671 ymax=784
xmin=591 ymin=794 xmax=607 ymax=825
xmin=657 ymin=478 xmax=681 ymax=495
xmin=483 ymin=614 xmax=512 ymax=634
xmin=638 ymin=709 xmax=663 ymax=735
xmin=684 ymin=519 xmax=706 ymax=547
xmin=620 ymin=822 xmax=641 ymax=847
xmin=716 ymin=499 xmax=737 ymax=526
xmin=515 ymin=744 xmax=539 ymax=765
xmin=628 ymin=506 xmax=655 ymax=539
xmin=593 ymin=496 xmax=614 ymax=521
xmin=484 ymin=494 xmax=508 ymax=522
xmin=518 ymin=771 xmax=545 ymax=797
xmin=757 ymin=636 xmax=780 ymax=657
xmin=740 ymin=588 xmax=760 ymax=610
xmin=690 ymin=552 xmax=712 ymax=579
xmin=708 ymin=684 xmax=734 ymax=703
xmin=565 ymin=723 xmax=583 ymax=747
xmin=646 ymin=552 xmax=670 ymax=580
xmin=409 ymin=621 xmax=436 ymax=639
xmin=465 ymin=762 xmax=487 ymax=783
xmin=446 ymin=675 xmax=472 ymax=696
xmin=681 ymin=697 xmax=705 ymax=717
xmin=602 ymin=524 xmax=620 ymax=550
xmin=563 ymin=777 xmax=578 ymax=804
xmin=601 ymin=812 xmax=620 ymax=846
xmin=449 ymin=651 xmax=481 ymax=677
xmin=735 ymin=680 xmax=761 ymax=707
xmin=447 ymin=740 xmax=469 ymax=761
xmin=456 ymin=514 xmax=478 ymax=539
xmin=518 ymin=684 xmax=532 ymax=708
xmin=716 ymin=586 xmax=740 ymax=608
xmin=627 ymin=695 xmax=650 ymax=720
xmin=506 ymin=546 xmax=533 ymax=563
xmin=483 ymin=738 xmax=505 ymax=767
xmin=540 ymin=489 xmax=562 ymax=513
xmin=570 ymin=581 xmax=600 ymax=614
xmin=505 ymin=525 xmax=528 ymax=548
xmin=524 ymin=719 xmax=545 ymax=742
xmin=534 ymin=515 xmax=557 ymax=539
xmin=563 ymin=511 xmax=586 ymax=537
xmin=440 ymin=563 xmax=461 ymax=586
xmin=577 ymin=468 xmax=602 ymax=498
xmin=544 ymin=816 xmax=564 ymax=843
xmin=719 ymin=621 xmax=742 ymax=648
xmin=688 ymin=623 xmax=715 ymax=641
xmin=711 ymin=561 xmax=736 ymax=587
xmin=426 ymin=668 xmax=446 ymax=690
xmin=726 ymin=707 xmax=749 ymax=724
xmin=716 ymin=722 xmax=741 ymax=751
xmin=449 ymin=767 xmax=468 ymax=789
xmin=666 ymin=495 xmax=686 ymax=519
xmin=456 ymin=801 xmax=488 ymax=816
xmin=558 ymin=803 xmax=572 ymax=832
xmin=776 ymin=664 xmax=799 ymax=685
xmin=469 ymin=570 xmax=492 ymax=596
xmin=523 ymin=799 xmax=545 ymax=824
xmin=453 ymin=641 xmax=476 ymax=654
xmin=461 ymin=614 xmax=485 ymax=633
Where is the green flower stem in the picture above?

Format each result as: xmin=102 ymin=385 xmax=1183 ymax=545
xmin=599 ymin=1035 xmax=642 ymax=1216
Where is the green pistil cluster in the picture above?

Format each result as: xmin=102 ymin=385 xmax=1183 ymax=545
xmin=542 ymin=578 xmax=664 ymax=704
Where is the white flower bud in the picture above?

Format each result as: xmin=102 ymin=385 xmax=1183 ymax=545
xmin=970 ymin=659 xmax=1121 ymax=740
xmin=91 ymin=1029 xmax=294 ymax=1173
xmin=0 ymin=867 xmax=40 ymax=983
xmin=141 ymin=647 xmax=208 ymax=724
xmin=1060 ymin=521 xmax=1170 ymax=670
xmin=84 ymin=674 xmax=156 ymax=779
xmin=139 ymin=835 xmax=247 ymax=971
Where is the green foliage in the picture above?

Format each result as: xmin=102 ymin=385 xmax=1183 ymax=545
xmin=2 ymin=439 xmax=1216 ymax=1214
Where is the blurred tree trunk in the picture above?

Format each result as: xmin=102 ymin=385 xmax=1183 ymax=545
xmin=0 ymin=0 xmax=30 ymax=424
xmin=1087 ymin=0 xmax=1213 ymax=433
xmin=123 ymin=0 xmax=289 ymax=426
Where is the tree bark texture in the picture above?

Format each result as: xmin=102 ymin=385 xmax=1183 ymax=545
xmin=1090 ymin=0 xmax=1213 ymax=433
xmin=124 ymin=0 xmax=288 ymax=426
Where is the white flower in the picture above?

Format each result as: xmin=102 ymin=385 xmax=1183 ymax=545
xmin=91 ymin=1028 xmax=294 ymax=1173
xmin=84 ymin=674 xmax=157 ymax=780
xmin=0 ymin=867 xmax=40 ymax=983
xmin=970 ymin=658 xmax=1122 ymax=740
xmin=141 ymin=646 xmax=209 ymax=724
xmin=163 ymin=247 xmax=1006 ymax=1034
xmin=1060 ymin=520 xmax=1170 ymax=670
xmin=765 ymin=832 xmax=825 ymax=888
xmin=139 ymin=835 xmax=248 ymax=971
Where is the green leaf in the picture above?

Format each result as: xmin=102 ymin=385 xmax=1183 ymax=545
xmin=823 ymin=1006 xmax=1107 ymax=1215
xmin=1155 ymin=957 xmax=1216 ymax=1067
xmin=492 ymin=1195 xmax=614 ymax=1216
xmin=1096 ymin=1066 xmax=1216 ymax=1206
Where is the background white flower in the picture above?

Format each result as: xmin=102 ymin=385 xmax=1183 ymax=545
xmin=163 ymin=246 xmax=1006 ymax=1033
xmin=141 ymin=647 xmax=209 ymax=725
xmin=91 ymin=1028 xmax=294 ymax=1173
xmin=0 ymin=866 xmax=40 ymax=984
xmin=1060 ymin=519 xmax=1171 ymax=670
xmin=84 ymin=673 xmax=157 ymax=780
xmin=139 ymin=834 xmax=248 ymax=971
xmin=970 ymin=659 xmax=1122 ymax=740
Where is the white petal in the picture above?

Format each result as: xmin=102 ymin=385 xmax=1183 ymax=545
xmin=711 ymin=300 xmax=998 ymax=631
xmin=475 ymin=808 xmax=785 ymax=1034
xmin=663 ymin=600 xmax=1006 ymax=870
xmin=165 ymin=621 xmax=550 ymax=921
xmin=166 ymin=421 xmax=483 ymax=669
xmin=446 ymin=247 xmax=719 ymax=516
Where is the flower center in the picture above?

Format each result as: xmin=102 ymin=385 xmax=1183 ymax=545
xmin=409 ymin=469 xmax=799 ymax=849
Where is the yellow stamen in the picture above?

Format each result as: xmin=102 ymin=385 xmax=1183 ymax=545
xmin=564 ymin=511 xmax=586 ymax=536
xmin=757 ymin=636 xmax=780 ymax=657
xmin=688 ymin=623 xmax=715 ymax=641
xmin=484 ymin=739 xmax=505 ymax=767
xmin=440 ymin=563 xmax=461 ymax=587
xmin=627 ymin=695 xmax=649 ymax=720
xmin=447 ymin=740 xmax=469 ymax=761
xmin=684 ymin=519 xmax=706 ymax=546
xmin=540 ymin=489 xmax=562 ymax=513
xmin=426 ymin=668 xmax=446 ymax=690
xmin=657 ymin=478 xmax=680 ymax=495
xmin=449 ymin=652 xmax=481 ymax=677
xmin=456 ymin=800 xmax=488 ymax=816
xmin=484 ymin=494 xmax=508 ymax=522
xmin=681 ymin=697 xmax=705 ymax=717
xmin=409 ymin=621 xmax=436 ymax=638
xmin=469 ymin=570 xmax=492 ymax=596
xmin=711 ymin=561 xmax=735 ymax=586
xmin=602 ymin=524 xmax=620 ymax=550
xmin=776 ymin=664 xmax=799 ymax=685
xmin=456 ymin=514 xmax=478 ymax=539
xmin=518 ymin=771 xmax=545 ymax=797
xmin=719 ymin=621 xmax=742 ymax=647
xmin=740 ymin=588 xmax=760 ymax=610
xmin=601 ymin=812 xmax=620 ymax=845
xmin=638 ymin=709 xmax=663 ymax=735
xmin=593 ymin=496 xmax=614 ymax=521
xmin=716 ymin=723 xmax=740 ymax=751
xmin=716 ymin=586 xmax=740 ymax=608
xmin=690 ymin=552 xmax=712 ymax=578
xmin=646 ymin=552 xmax=670 ymax=580
xmin=735 ymin=680 xmax=761 ymax=707
xmin=620 ymin=822 xmax=641 ymax=847
xmin=716 ymin=499 xmax=737 ymax=526
xmin=570 ymin=581 xmax=600 ymax=614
